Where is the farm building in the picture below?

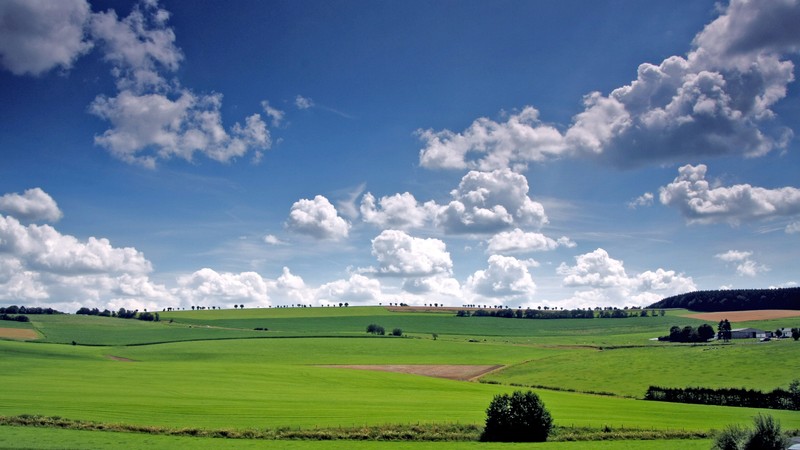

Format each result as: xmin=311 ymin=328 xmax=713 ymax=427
xmin=730 ymin=328 xmax=768 ymax=339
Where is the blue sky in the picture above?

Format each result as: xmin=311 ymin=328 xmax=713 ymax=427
xmin=1 ymin=0 xmax=798 ymax=312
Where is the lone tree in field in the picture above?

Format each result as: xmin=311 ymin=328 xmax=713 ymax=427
xmin=480 ymin=390 xmax=553 ymax=442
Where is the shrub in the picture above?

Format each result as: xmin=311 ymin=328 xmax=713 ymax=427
xmin=366 ymin=324 xmax=385 ymax=335
xmin=712 ymin=424 xmax=747 ymax=450
xmin=713 ymin=414 xmax=787 ymax=450
xmin=480 ymin=390 xmax=552 ymax=442
xmin=744 ymin=414 xmax=787 ymax=450
xmin=391 ymin=328 xmax=403 ymax=336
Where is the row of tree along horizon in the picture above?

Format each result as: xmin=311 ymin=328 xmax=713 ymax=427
xmin=2 ymin=286 xmax=798 ymax=317
xmin=456 ymin=307 xmax=667 ymax=319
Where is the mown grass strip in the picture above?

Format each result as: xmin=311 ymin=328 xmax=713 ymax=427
xmin=0 ymin=415 xmax=712 ymax=442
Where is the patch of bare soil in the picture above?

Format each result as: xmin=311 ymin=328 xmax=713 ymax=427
xmin=685 ymin=309 xmax=800 ymax=322
xmin=0 ymin=327 xmax=38 ymax=340
xmin=106 ymin=355 xmax=136 ymax=362
xmin=322 ymin=364 xmax=503 ymax=381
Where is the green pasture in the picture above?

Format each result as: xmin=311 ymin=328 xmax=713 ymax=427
xmin=0 ymin=319 xmax=35 ymax=329
xmin=2 ymin=307 xmax=800 ymax=448
xmin=484 ymin=339 xmax=800 ymax=397
xmin=27 ymin=313 xmax=268 ymax=345
xmin=1 ymin=337 xmax=798 ymax=432
xmin=160 ymin=306 xmax=707 ymax=346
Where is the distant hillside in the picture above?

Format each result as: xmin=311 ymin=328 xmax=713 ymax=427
xmin=648 ymin=287 xmax=800 ymax=312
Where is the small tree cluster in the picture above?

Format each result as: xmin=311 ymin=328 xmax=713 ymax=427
xmin=658 ymin=324 xmax=715 ymax=342
xmin=391 ymin=328 xmax=403 ymax=337
xmin=366 ymin=324 xmax=385 ymax=335
xmin=0 ymin=306 xmax=61 ymax=315
xmin=0 ymin=314 xmax=29 ymax=322
xmin=712 ymin=414 xmax=787 ymax=450
xmin=480 ymin=390 xmax=553 ymax=442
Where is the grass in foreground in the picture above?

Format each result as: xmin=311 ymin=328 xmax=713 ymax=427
xmin=0 ymin=425 xmax=714 ymax=450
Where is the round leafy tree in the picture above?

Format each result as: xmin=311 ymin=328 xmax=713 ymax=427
xmin=480 ymin=390 xmax=553 ymax=442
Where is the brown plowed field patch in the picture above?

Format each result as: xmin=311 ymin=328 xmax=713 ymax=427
xmin=322 ymin=364 xmax=503 ymax=381
xmin=685 ymin=310 xmax=800 ymax=322
xmin=0 ymin=327 xmax=38 ymax=340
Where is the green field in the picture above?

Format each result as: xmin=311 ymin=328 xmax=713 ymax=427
xmin=1 ymin=307 xmax=798 ymax=448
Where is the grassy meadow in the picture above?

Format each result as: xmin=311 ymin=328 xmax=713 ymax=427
xmin=1 ymin=306 xmax=799 ymax=449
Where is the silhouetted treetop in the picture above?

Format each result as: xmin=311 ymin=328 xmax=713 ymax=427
xmin=648 ymin=287 xmax=800 ymax=312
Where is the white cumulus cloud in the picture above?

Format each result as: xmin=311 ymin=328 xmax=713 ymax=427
xmin=418 ymin=0 xmax=799 ymax=170
xmin=0 ymin=0 xmax=275 ymax=168
xmin=0 ymin=212 xmax=173 ymax=310
xmin=659 ymin=164 xmax=800 ymax=225
xmin=0 ymin=188 xmax=63 ymax=223
xmin=370 ymin=229 xmax=452 ymax=277
xmin=436 ymin=168 xmax=547 ymax=234
xmin=360 ymin=192 xmax=436 ymax=230
xmin=286 ymin=195 xmax=350 ymax=240
xmin=175 ymin=268 xmax=270 ymax=308
xmin=557 ymin=248 xmax=696 ymax=307
xmin=465 ymin=254 xmax=538 ymax=301
xmin=316 ymin=273 xmax=382 ymax=304
xmin=627 ymin=192 xmax=654 ymax=209
xmin=0 ymin=0 xmax=93 ymax=76
xmin=714 ymin=250 xmax=769 ymax=277
xmin=486 ymin=228 xmax=575 ymax=254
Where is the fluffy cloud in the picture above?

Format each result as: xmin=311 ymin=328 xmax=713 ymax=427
xmin=558 ymin=248 xmax=628 ymax=288
xmin=418 ymin=0 xmax=798 ymax=170
xmin=465 ymin=255 xmax=537 ymax=301
xmin=437 ymin=169 xmax=547 ymax=234
xmin=87 ymin=2 xmax=273 ymax=167
xmin=1 ymin=0 xmax=273 ymax=167
xmin=659 ymin=164 xmax=800 ymax=225
xmin=175 ymin=268 xmax=270 ymax=308
xmin=627 ymin=192 xmax=654 ymax=209
xmin=263 ymin=234 xmax=285 ymax=245
xmin=0 ymin=215 xmax=151 ymax=275
xmin=316 ymin=273 xmax=382 ymax=304
xmin=0 ymin=256 xmax=48 ymax=301
xmin=90 ymin=91 xmax=270 ymax=168
xmin=360 ymin=169 xmax=546 ymax=236
xmin=0 ymin=212 xmax=175 ymax=310
xmin=715 ymin=250 xmax=769 ymax=277
xmin=486 ymin=228 xmax=575 ymax=254
xmin=401 ymin=274 xmax=461 ymax=297
xmin=417 ymin=107 xmax=567 ymax=170
xmin=261 ymin=101 xmax=285 ymax=127
xmin=788 ymin=222 xmax=800 ymax=234
xmin=0 ymin=0 xmax=92 ymax=76
xmin=370 ymin=230 xmax=452 ymax=277
xmin=360 ymin=192 xmax=436 ymax=230
xmin=267 ymin=267 xmax=313 ymax=305
xmin=286 ymin=195 xmax=350 ymax=240
xmin=89 ymin=1 xmax=182 ymax=92
xmin=295 ymin=95 xmax=314 ymax=110
xmin=557 ymin=248 xmax=696 ymax=307
xmin=0 ymin=188 xmax=63 ymax=223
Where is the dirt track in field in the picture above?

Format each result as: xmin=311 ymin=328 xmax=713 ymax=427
xmin=322 ymin=364 xmax=503 ymax=381
xmin=685 ymin=309 xmax=800 ymax=322
xmin=106 ymin=355 xmax=136 ymax=362
xmin=0 ymin=327 xmax=38 ymax=340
